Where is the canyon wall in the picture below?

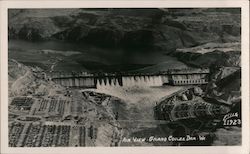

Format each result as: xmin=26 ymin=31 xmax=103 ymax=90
xmin=8 ymin=9 xmax=241 ymax=53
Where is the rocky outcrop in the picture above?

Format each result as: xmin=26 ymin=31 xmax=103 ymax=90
xmin=172 ymin=41 xmax=241 ymax=68
xmin=172 ymin=50 xmax=241 ymax=68
xmin=204 ymin=66 xmax=241 ymax=107
xmin=8 ymin=59 xmax=53 ymax=96
xmin=8 ymin=59 xmax=35 ymax=96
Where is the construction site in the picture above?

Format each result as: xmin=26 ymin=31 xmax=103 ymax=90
xmin=8 ymin=61 xmax=241 ymax=147
xmin=8 ymin=8 xmax=242 ymax=147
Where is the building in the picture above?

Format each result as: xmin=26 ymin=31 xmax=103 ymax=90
xmin=168 ymin=68 xmax=210 ymax=86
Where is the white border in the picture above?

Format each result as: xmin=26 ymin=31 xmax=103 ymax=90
xmin=1 ymin=1 xmax=249 ymax=154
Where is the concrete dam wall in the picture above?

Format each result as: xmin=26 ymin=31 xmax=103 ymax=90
xmin=96 ymin=75 xmax=165 ymax=89
xmin=52 ymin=77 xmax=95 ymax=88
xmin=50 ymin=68 xmax=210 ymax=88
xmin=52 ymin=75 xmax=167 ymax=89
xmin=122 ymin=76 xmax=163 ymax=87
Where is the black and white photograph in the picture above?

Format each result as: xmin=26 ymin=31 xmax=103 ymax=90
xmin=1 ymin=1 xmax=249 ymax=154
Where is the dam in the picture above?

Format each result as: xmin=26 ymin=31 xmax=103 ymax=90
xmin=49 ymin=68 xmax=210 ymax=89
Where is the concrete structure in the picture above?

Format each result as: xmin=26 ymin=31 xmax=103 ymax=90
xmin=154 ymin=87 xmax=230 ymax=122
xmin=49 ymin=68 xmax=210 ymax=88
xmin=168 ymin=68 xmax=209 ymax=85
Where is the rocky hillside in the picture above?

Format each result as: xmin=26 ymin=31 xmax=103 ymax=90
xmin=8 ymin=59 xmax=34 ymax=96
xmin=8 ymin=59 xmax=54 ymax=97
xmin=8 ymin=8 xmax=241 ymax=53
xmin=172 ymin=42 xmax=241 ymax=68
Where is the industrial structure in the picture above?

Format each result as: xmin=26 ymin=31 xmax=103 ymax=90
xmin=50 ymin=68 xmax=210 ymax=88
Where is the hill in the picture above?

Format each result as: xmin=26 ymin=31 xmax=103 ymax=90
xmin=8 ymin=8 xmax=241 ymax=52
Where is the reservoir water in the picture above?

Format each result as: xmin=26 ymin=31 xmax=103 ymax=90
xmin=8 ymin=39 xmax=187 ymax=73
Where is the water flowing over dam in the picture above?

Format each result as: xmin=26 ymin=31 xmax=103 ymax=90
xmin=122 ymin=76 xmax=163 ymax=87
xmin=50 ymin=68 xmax=210 ymax=89
xmin=96 ymin=75 xmax=163 ymax=89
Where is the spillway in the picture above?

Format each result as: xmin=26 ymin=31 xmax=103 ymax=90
xmin=95 ymin=75 xmax=164 ymax=90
